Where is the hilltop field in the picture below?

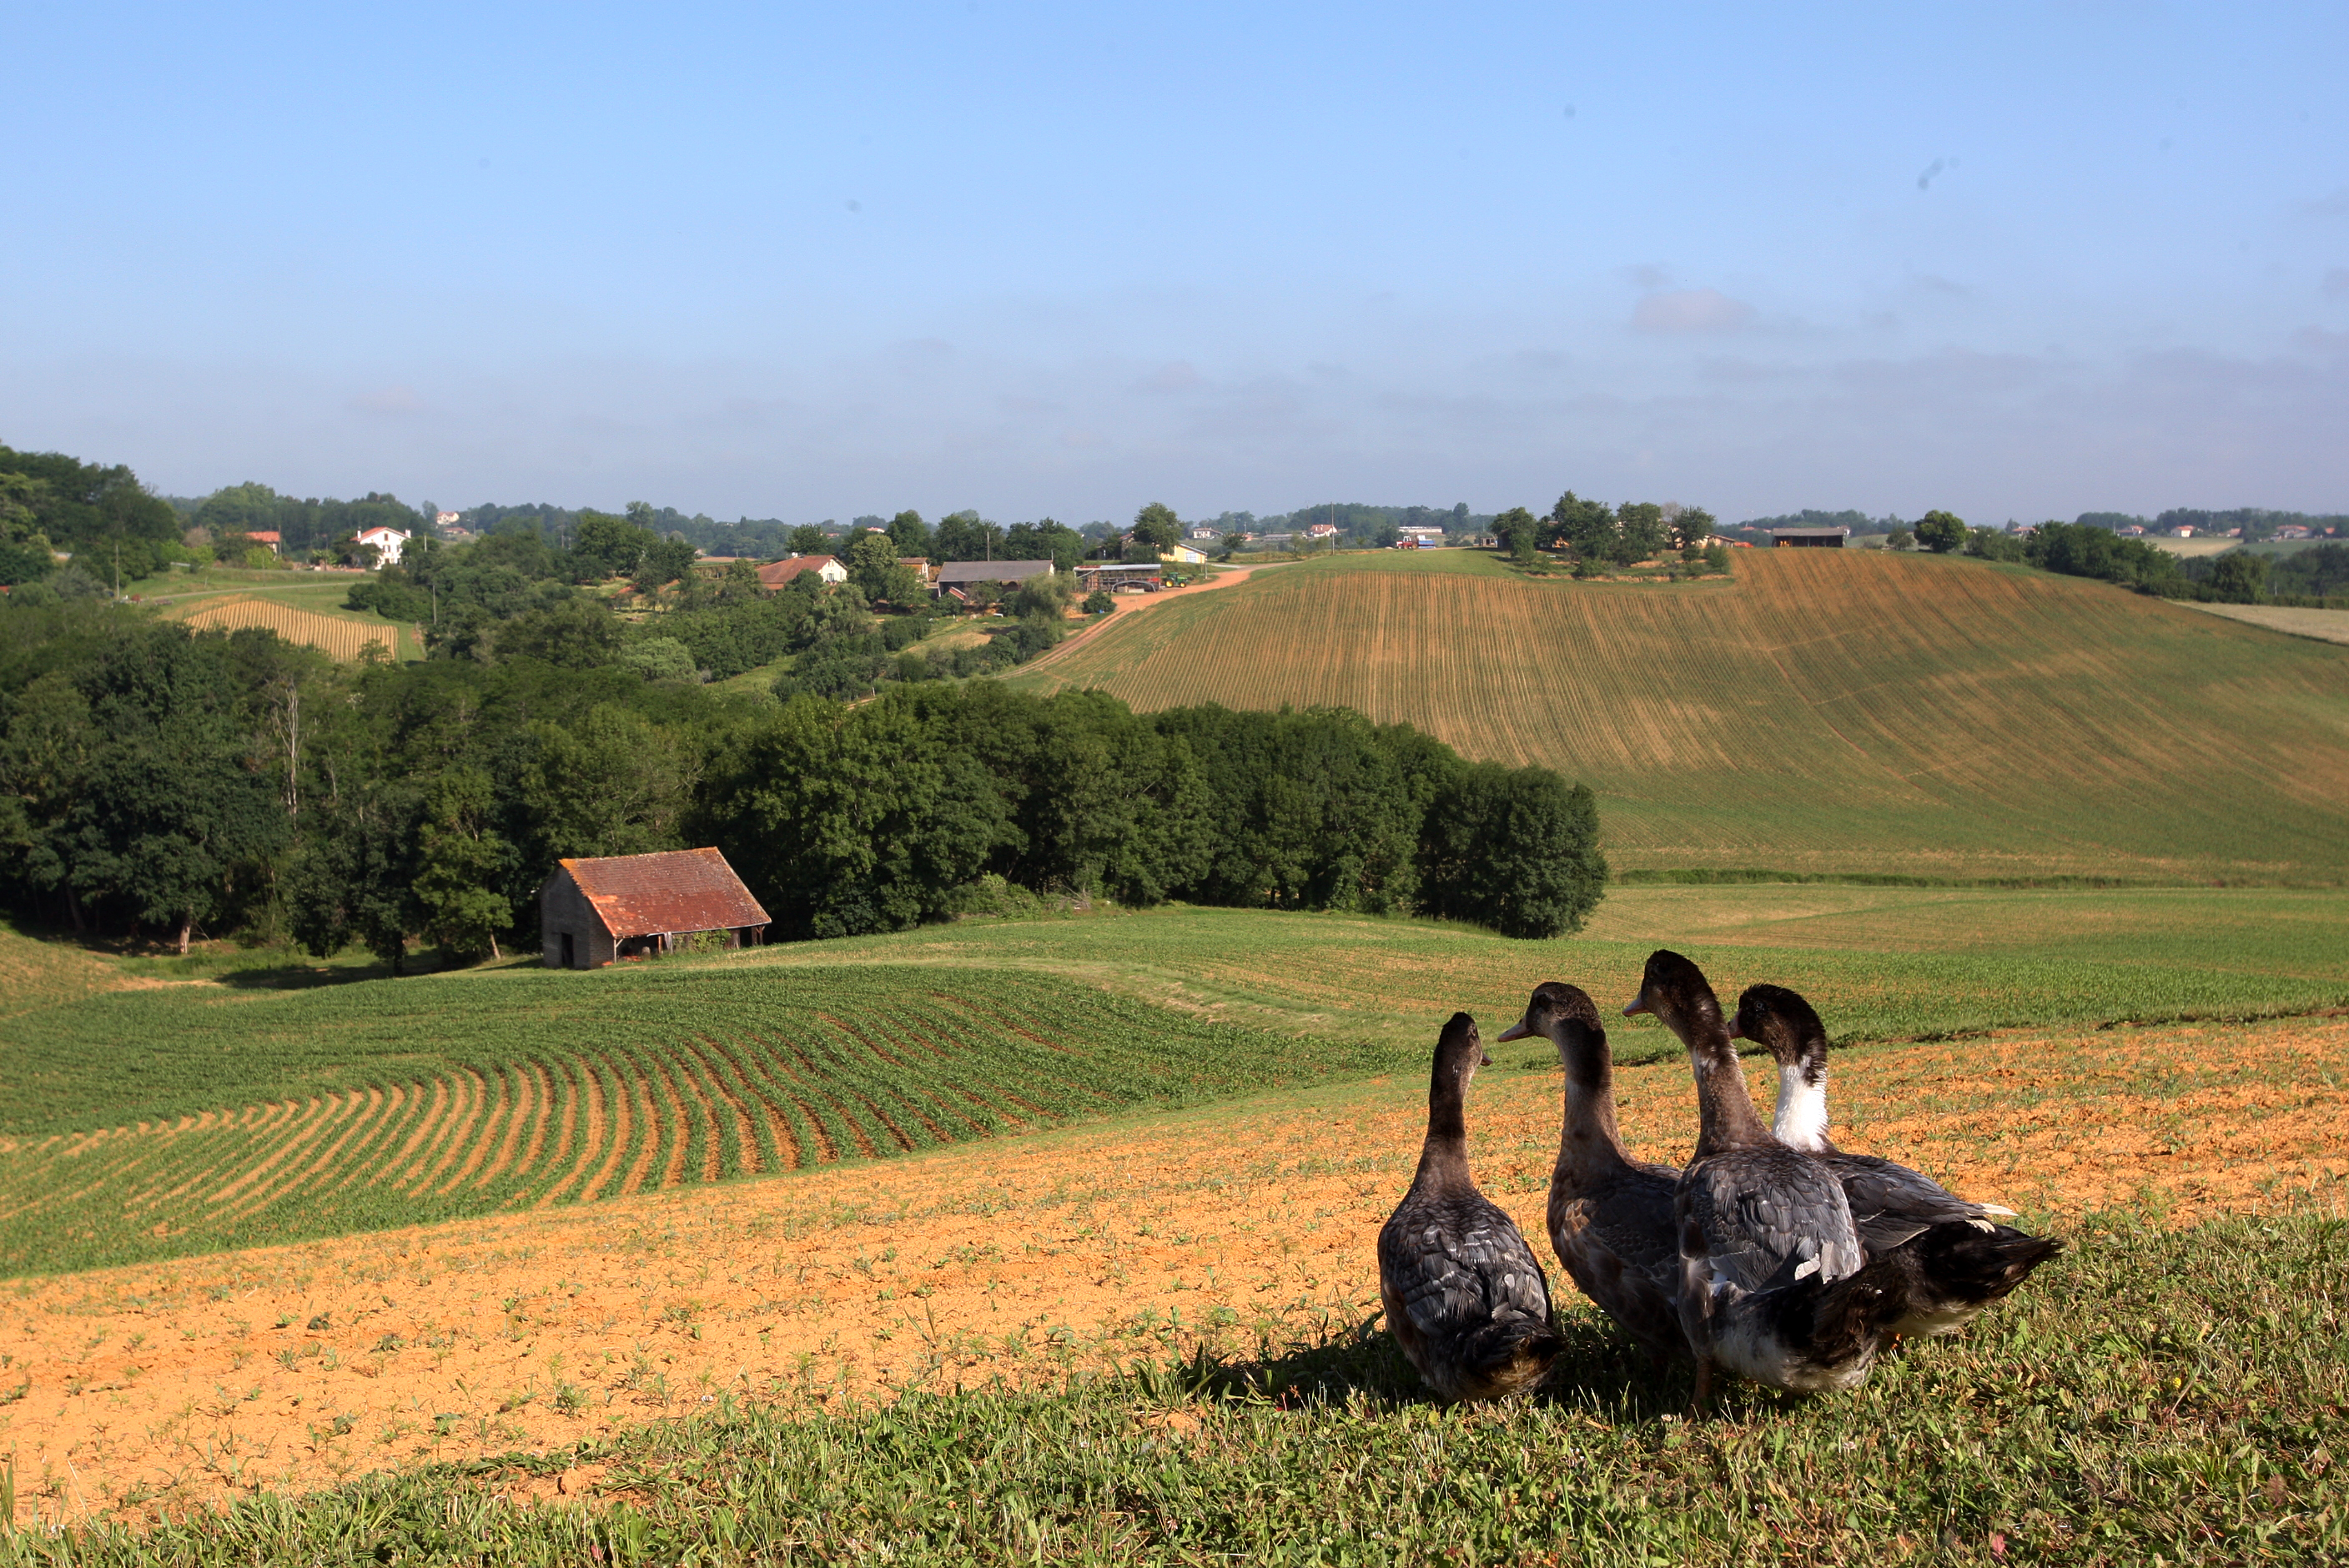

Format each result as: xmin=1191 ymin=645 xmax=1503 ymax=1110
xmin=141 ymin=570 xmax=426 ymax=661
xmin=1011 ymin=548 xmax=2349 ymax=882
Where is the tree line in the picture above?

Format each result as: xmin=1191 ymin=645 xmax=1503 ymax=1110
xmin=1899 ymin=514 xmax=2346 ymax=606
xmin=0 ymin=598 xmax=1608 ymax=963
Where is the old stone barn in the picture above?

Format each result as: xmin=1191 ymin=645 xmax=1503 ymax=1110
xmin=538 ymin=847 xmax=771 ymax=969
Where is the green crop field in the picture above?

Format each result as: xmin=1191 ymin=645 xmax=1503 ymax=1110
xmin=0 ymin=962 xmax=1382 ymax=1279
xmin=1009 ymin=548 xmax=2349 ymax=882
xmin=7 ymin=882 xmax=2345 ymax=1281
xmin=748 ymin=885 xmax=2349 ymax=1058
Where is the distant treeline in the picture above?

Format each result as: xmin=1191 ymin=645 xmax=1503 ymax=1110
xmin=0 ymin=597 xmax=1608 ymax=961
xmin=1737 ymin=505 xmax=2346 ymax=544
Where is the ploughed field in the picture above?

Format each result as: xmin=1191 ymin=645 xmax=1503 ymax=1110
xmin=1009 ymin=548 xmax=2349 ymax=882
xmin=5 ymin=1011 xmax=2343 ymax=1553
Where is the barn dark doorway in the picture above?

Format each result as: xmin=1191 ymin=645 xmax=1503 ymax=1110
xmin=561 ymin=932 xmax=576 ymax=968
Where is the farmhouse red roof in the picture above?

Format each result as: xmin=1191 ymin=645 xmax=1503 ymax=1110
xmin=561 ymin=847 xmax=769 ymax=937
xmin=755 ymin=555 xmax=839 ymax=588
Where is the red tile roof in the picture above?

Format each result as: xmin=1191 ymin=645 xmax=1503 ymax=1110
xmin=559 ymin=847 xmax=769 ymax=937
xmin=756 ymin=555 xmax=840 ymax=588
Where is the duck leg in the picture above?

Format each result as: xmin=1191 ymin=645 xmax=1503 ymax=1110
xmin=1690 ymin=1357 xmax=1713 ymax=1419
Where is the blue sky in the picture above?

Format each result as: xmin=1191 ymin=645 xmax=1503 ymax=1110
xmin=6 ymin=2 xmax=2346 ymax=524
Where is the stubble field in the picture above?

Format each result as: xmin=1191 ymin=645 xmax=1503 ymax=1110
xmin=1009 ymin=549 xmax=2349 ymax=882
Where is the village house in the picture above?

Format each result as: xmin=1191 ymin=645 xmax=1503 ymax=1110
xmin=2168 ymin=525 xmax=2196 ymax=537
xmin=538 ymin=847 xmax=769 ymax=969
xmin=2276 ymin=525 xmax=2313 ymax=540
xmin=2118 ymin=525 xmax=2147 ymax=536
xmin=246 ymin=530 xmax=282 ymax=555
xmin=1161 ymin=541 xmax=1209 ymax=565
xmin=355 ymin=525 xmax=410 ymax=565
xmin=1305 ymin=522 xmax=1340 ymax=540
xmin=756 ymin=554 xmax=848 ymax=589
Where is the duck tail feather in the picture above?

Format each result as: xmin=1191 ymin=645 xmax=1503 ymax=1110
xmin=1918 ymin=1223 xmax=2065 ymax=1305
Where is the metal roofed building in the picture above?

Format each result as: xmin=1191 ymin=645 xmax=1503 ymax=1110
xmin=932 ymin=559 xmax=1057 ymax=595
xmin=538 ymin=847 xmax=770 ymax=969
xmin=1768 ymin=527 xmax=1850 ymax=548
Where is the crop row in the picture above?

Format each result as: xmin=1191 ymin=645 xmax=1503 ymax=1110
xmin=0 ymin=970 xmax=1375 ymax=1278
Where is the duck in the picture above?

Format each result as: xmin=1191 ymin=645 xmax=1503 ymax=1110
xmin=1377 ymin=1010 xmax=1566 ymax=1402
xmin=1730 ymin=983 xmax=2064 ymax=1337
xmin=1627 ymin=949 xmax=1905 ymax=1403
xmin=1496 ymin=982 xmax=1687 ymax=1367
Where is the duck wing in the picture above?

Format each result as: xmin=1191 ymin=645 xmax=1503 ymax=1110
xmin=1381 ymin=1194 xmax=1554 ymax=1344
xmin=1680 ymin=1148 xmax=1864 ymax=1294
xmin=1553 ymin=1166 xmax=1687 ymax=1359
xmin=1830 ymin=1152 xmax=2013 ymax=1253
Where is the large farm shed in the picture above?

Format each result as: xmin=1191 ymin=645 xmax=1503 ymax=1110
xmin=539 ymin=847 xmax=770 ymax=969
xmin=1768 ymin=527 xmax=1849 ymax=548
xmin=933 ymin=560 xmax=1055 ymax=597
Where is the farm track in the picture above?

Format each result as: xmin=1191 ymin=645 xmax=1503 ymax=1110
xmin=1010 ymin=550 xmax=2349 ymax=880
xmin=0 ymin=971 xmax=1348 ymax=1278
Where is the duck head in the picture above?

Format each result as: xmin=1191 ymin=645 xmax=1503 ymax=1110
xmin=1499 ymin=981 xmax=1605 ymax=1073
xmin=1436 ymin=1010 xmax=1491 ymax=1082
xmin=1732 ymin=983 xmax=1833 ymax=1151
xmin=1622 ymin=948 xmax=1728 ymax=1050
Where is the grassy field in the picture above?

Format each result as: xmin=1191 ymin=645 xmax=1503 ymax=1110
xmin=143 ymin=570 xmax=425 ymax=661
xmin=6 ymin=883 xmax=2346 ymax=1281
xmin=1007 ymin=548 xmax=2349 ymax=882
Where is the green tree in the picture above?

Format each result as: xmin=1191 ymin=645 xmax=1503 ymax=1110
xmin=2206 ymin=552 xmax=2269 ymax=604
xmin=1670 ymin=506 xmax=1717 ymax=550
xmin=523 ymin=706 xmax=697 ymax=860
xmin=847 ymin=530 xmax=920 ymax=604
xmin=284 ymin=781 xmax=421 ymax=972
xmin=1417 ymin=766 xmax=1606 ymax=938
xmin=621 ymin=636 xmax=699 ymax=681
xmin=1083 ymin=590 xmax=1114 ymax=615
xmin=1492 ymin=506 xmax=1542 ymax=563
xmin=571 ymin=510 xmax=661 ymax=579
xmin=413 ymin=766 xmax=514 ymax=961
xmin=1130 ymin=502 xmax=1181 ymax=554
xmin=1546 ymin=491 xmax=1616 ymax=560
xmin=887 ymin=510 xmax=931 ymax=557
xmin=1615 ymin=502 xmax=1667 ymax=564
xmin=787 ymin=524 xmax=828 ymax=556
xmin=933 ymin=510 xmax=992 ymax=562
xmin=1915 ymin=510 xmax=1968 ymax=553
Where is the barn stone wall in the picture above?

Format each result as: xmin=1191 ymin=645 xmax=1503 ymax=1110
xmin=539 ymin=871 xmax=615 ymax=969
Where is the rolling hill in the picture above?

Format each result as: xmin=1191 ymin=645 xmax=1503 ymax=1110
xmin=1012 ymin=549 xmax=2349 ymax=881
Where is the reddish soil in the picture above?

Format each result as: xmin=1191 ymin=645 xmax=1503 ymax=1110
xmin=4 ymin=1013 xmax=2342 ymax=1528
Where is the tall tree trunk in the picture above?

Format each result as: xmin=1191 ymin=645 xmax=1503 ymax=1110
xmin=177 ymin=912 xmax=194 ymax=956
xmin=64 ymin=883 xmax=85 ymax=935
xmin=489 ymin=934 xmax=501 ymax=961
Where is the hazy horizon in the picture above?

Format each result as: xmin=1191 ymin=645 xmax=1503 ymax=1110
xmin=7 ymin=3 xmax=2346 ymax=525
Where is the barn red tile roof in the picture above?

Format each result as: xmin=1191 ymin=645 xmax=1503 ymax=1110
xmin=560 ymin=847 xmax=769 ymax=937
xmin=755 ymin=555 xmax=840 ymax=588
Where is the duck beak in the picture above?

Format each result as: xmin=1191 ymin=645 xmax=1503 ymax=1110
xmin=1622 ymin=995 xmax=1649 ymax=1018
xmin=1724 ymin=1019 xmax=1744 ymax=1040
xmin=1496 ymin=1019 xmax=1531 ymax=1042
xmin=1480 ymin=1052 xmax=1492 ymax=1067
